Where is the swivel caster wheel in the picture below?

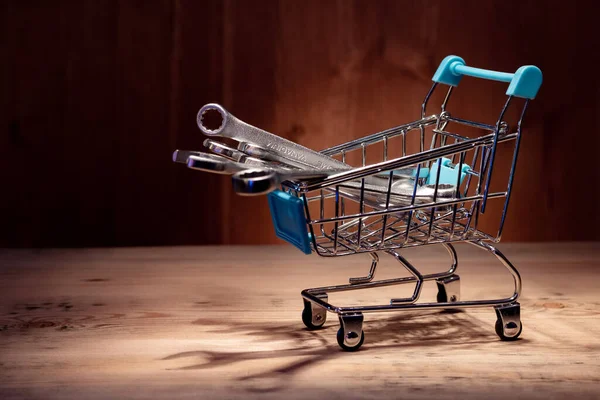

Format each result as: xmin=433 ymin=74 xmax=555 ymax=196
xmin=337 ymin=313 xmax=364 ymax=351
xmin=494 ymin=302 xmax=522 ymax=341
xmin=301 ymin=294 xmax=328 ymax=330
xmin=436 ymin=274 xmax=460 ymax=303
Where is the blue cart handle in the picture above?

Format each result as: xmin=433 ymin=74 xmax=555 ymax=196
xmin=432 ymin=55 xmax=542 ymax=100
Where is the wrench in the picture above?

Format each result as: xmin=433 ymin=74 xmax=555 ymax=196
xmin=339 ymin=180 xmax=457 ymax=209
xmin=237 ymin=140 xmax=427 ymax=181
xmin=197 ymin=104 xmax=430 ymax=188
xmin=173 ymin=149 xmax=204 ymax=164
xmin=173 ymin=150 xmax=249 ymax=174
xmin=236 ymin=141 xmax=318 ymax=170
xmin=175 ymin=148 xmax=346 ymax=184
xmin=187 ymin=153 xmax=247 ymax=174
xmin=173 ymin=150 xmax=282 ymax=174
xmin=203 ymin=138 xmax=297 ymax=170
xmin=232 ymin=168 xmax=347 ymax=196
xmin=197 ymin=103 xmax=349 ymax=171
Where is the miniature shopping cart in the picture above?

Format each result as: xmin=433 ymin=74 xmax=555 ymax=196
xmin=265 ymin=56 xmax=542 ymax=350
xmin=174 ymin=55 xmax=542 ymax=351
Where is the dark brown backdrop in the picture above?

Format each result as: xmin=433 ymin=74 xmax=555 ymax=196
xmin=2 ymin=0 xmax=599 ymax=247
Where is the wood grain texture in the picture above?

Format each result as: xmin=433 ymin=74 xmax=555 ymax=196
xmin=0 ymin=244 xmax=599 ymax=399
xmin=1 ymin=0 xmax=599 ymax=247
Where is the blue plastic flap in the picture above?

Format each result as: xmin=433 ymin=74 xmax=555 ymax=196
xmin=427 ymin=158 xmax=471 ymax=186
xmin=267 ymin=190 xmax=312 ymax=255
xmin=432 ymin=55 xmax=543 ymax=99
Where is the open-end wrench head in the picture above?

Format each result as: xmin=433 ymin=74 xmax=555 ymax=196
xmin=173 ymin=149 xmax=203 ymax=164
xmin=185 ymin=153 xmax=251 ymax=175
xmin=197 ymin=103 xmax=228 ymax=136
xmin=186 ymin=154 xmax=238 ymax=174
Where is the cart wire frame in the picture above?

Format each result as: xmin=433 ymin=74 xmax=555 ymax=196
xmin=274 ymin=56 xmax=541 ymax=350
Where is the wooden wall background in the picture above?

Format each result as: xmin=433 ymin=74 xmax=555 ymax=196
xmin=1 ymin=0 xmax=599 ymax=248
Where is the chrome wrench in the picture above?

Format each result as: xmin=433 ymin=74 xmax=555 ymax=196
xmin=173 ymin=150 xmax=282 ymax=173
xmin=237 ymin=140 xmax=426 ymax=181
xmin=232 ymin=168 xmax=347 ymax=196
xmin=204 ymin=138 xmax=297 ymax=170
xmin=197 ymin=103 xmax=349 ymax=171
xmin=197 ymin=105 xmax=427 ymax=189
xmin=173 ymin=150 xmax=249 ymax=174
xmin=237 ymin=141 xmax=319 ymax=170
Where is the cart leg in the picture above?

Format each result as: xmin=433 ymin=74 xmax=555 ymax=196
xmin=387 ymin=250 xmax=424 ymax=304
xmin=468 ymin=240 xmax=522 ymax=340
xmin=436 ymin=243 xmax=460 ymax=304
xmin=302 ymin=293 xmax=328 ymax=330
xmin=494 ymin=302 xmax=522 ymax=340
xmin=436 ymin=274 xmax=461 ymax=303
xmin=468 ymin=240 xmax=521 ymax=300
xmin=349 ymin=252 xmax=379 ymax=284
xmin=337 ymin=313 xmax=365 ymax=351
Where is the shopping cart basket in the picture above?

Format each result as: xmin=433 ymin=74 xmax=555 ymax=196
xmin=265 ymin=56 xmax=542 ymax=350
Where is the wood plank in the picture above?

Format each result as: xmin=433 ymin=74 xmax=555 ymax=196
xmin=0 ymin=243 xmax=599 ymax=398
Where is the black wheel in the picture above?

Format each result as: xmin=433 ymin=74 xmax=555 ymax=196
xmin=336 ymin=327 xmax=365 ymax=351
xmin=302 ymin=305 xmax=326 ymax=330
xmin=495 ymin=318 xmax=522 ymax=341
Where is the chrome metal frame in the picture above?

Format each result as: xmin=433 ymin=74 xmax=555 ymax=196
xmin=285 ymin=81 xmax=529 ymax=349
xmin=301 ymin=240 xmax=520 ymax=314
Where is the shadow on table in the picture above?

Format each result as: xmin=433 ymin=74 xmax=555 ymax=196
xmin=162 ymin=310 xmax=503 ymax=392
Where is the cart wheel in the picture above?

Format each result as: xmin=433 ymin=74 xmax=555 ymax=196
xmin=494 ymin=302 xmax=522 ymax=341
xmin=337 ymin=313 xmax=364 ymax=351
xmin=302 ymin=305 xmax=326 ymax=330
xmin=336 ymin=328 xmax=365 ymax=352
xmin=495 ymin=318 xmax=522 ymax=341
xmin=301 ymin=295 xmax=328 ymax=330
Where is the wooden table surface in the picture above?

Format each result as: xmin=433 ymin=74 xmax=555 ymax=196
xmin=1 ymin=243 xmax=599 ymax=399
